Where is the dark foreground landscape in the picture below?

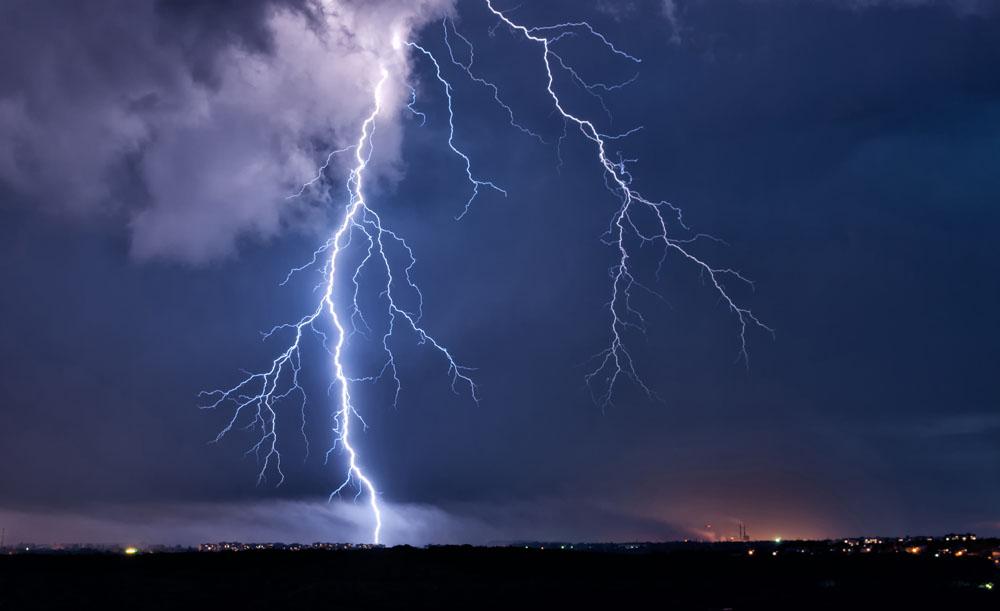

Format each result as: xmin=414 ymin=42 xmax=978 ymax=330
xmin=2 ymin=541 xmax=998 ymax=610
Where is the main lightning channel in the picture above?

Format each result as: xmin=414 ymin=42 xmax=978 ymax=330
xmin=320 ymin=68 xmax=389 ymax=544
xmin=203 ymin=64 xmax=477 ymax=544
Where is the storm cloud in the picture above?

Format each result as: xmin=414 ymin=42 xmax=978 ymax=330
xmin=0 ymin=0 xmax=452 ymax=263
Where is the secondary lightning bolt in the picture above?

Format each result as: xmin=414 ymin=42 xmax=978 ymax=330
xmin=480 ymin=1 xmax=772 ymax=407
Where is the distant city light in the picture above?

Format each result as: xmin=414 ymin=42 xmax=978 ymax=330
xmin=124 ymin=547 xmax=138 ymax=555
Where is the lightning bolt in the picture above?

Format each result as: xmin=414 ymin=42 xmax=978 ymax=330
xmin=205 ymin=1 xmax=770 ymax=545
xmin=474 ymin=1 xmax=771 ymax=408
xmin=202 ymin=66 xmax=477 ymax=545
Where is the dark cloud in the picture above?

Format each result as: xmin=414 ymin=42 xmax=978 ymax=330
xmin=655 ymin=0 xmax=998 ymax=44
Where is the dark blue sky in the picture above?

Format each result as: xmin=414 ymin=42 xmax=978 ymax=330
xmin=1 ymin=0 xmax=998 ymax=544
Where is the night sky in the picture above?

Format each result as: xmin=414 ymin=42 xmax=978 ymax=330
xmin=1 ymin=0 xmax=999 ymax=546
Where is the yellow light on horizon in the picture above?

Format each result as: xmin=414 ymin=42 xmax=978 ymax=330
xmin=124 ymin=547 xmax=139 ymax=555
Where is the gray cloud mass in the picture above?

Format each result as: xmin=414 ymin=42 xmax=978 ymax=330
xmin=0 ymin=0 xmax=452 ymax=263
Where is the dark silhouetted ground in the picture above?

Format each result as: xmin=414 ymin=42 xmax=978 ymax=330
xmin=1 ymin=545 xmax=997 ymax=609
